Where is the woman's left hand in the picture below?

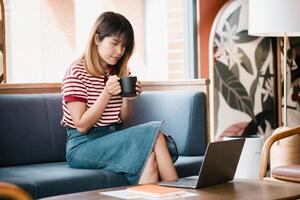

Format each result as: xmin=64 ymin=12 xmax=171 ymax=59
xmin=136 ymin=80 xmax=142 ymax=96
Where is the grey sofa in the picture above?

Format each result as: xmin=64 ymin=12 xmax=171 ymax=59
xmin=0 ymin=90 xmax=207 ymax=199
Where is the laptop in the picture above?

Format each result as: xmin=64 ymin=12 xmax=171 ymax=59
xmin=159 ymin=138 xmax=245 ymax=189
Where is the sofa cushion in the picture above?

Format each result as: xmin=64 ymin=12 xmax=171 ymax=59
xmin=272 ymin=165 xmax=300 ymax=183
xmin=0 ymin=162 xmax=129 ymax=199
xmin=0 ymin=94 xmax=66 ymax=167
xmin=126 ymin=91 xmax=207 ymax=156
xmin=44 ymin=94 xmax=67 ymax=161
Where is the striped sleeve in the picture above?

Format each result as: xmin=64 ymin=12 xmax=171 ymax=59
xmin=62 ymin=74 xmax=87 ymax=103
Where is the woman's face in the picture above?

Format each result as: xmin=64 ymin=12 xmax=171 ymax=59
xmin=97 ymin=35 xmax=126 ymax=68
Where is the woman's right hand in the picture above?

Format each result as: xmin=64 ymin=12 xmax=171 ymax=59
xmin=104 ymin=75 xmax=121 ymax=96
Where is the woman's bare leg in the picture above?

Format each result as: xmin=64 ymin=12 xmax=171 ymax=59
xmin=153 ymin=132 xmax=178 ymax=181
xmin=138 ymin=153 xmax=159 ymax=184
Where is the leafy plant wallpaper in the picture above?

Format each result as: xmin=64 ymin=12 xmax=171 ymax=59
xmin=210 ymin=0 xmax=276 ymax=140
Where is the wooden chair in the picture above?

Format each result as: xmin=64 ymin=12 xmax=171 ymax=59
xmin=260 ymin=125 xmax=300 ymax=183
xmin=0 ymin=182 xmax=32 ymax=200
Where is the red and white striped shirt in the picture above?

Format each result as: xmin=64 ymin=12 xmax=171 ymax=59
xmin=61 ymin=61 xmax=123 ymax=128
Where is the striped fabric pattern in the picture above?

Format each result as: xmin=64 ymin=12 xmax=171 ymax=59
xmin=61 ymin=62 xmax=123 ymax=128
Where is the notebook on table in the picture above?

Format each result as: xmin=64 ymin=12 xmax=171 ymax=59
xmin=126 ymin=184 xmax=185 ymax=197
xmin=159 ymin=138 xmax=245 ymax=189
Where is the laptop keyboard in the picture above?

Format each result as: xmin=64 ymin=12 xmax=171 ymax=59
xmin=159 ymin=176 xmax=199 ymax=188
xmin=174 ymin=178 xmax=197 ymax=186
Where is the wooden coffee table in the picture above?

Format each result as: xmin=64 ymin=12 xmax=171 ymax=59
xmin=41 ymin=179 xmax=300 ymax=200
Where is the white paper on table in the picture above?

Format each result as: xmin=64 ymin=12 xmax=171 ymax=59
xmin=146 ymin=192 xmax=198 ymax=200
xmin=100 ymin=190 xmax=138 ymax=199
xmin=99 ymin=189 xmax=198 ymax=199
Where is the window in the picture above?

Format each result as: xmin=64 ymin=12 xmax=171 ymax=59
xmin=4 ymin=0 xmax=198 ymax=83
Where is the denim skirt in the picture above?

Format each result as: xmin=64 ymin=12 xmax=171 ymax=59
xmin=66 ymin=121 xmax=162 ymax=184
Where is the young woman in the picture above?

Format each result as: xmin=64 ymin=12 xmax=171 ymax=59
xmin=61 ymin=11 xmax=178 ymax=184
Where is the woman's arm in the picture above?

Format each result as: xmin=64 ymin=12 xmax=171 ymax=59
xmin=67 ymin=75 xmax=121 ymax=133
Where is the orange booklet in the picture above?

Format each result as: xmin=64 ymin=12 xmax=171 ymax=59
xmin=126 ymin=184 xmax=185 ymax=197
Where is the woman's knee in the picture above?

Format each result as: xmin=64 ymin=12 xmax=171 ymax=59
xmin=154 ymin=131 xmax=168 ymax=150
xmin=156 ymin=131 xmax=165 ymax=143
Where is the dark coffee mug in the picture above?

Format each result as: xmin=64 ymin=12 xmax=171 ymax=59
xmin=119 ymin=76 xmax=137 ymax=97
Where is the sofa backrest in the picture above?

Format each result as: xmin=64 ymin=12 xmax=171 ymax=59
xmin=0 ymin=94 xmax=66 ymax=167
xmin=126 ymin=91 xmax=207 ymax=156
xmin=0 ymin=90 xmax=206 ymax=167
